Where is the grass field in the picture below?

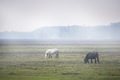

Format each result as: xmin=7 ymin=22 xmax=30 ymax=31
xmin=0 ymin=40 xmax=120 ymax=80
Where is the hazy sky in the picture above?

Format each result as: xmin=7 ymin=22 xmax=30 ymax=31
xmin=0 ymin=0 xmax=120 ymax=32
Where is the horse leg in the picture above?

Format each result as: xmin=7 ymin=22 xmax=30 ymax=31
xmin=95 ymin=58 xmax=96 ymax=63
xmin=57 ymin=53 xmax=58 ymax=58
xmin=48 ymin=54 xmax=51 ymax=58
xmin=48 ymin=55 xmax=50 ymax=58
xmin=55 ymin=53 xmax=57 ymax=58
xmin=49 ymin=54 xmax=52 ymax=58
xmin=55 ymin=53 xmax=59 ymax=58
xmin=91 ymin=59 xmax=93 ymax=63
xmin=87 ymin=60 xmax=89 ymax=63
xmin=97 ymin=57 xmax=100 ymax=63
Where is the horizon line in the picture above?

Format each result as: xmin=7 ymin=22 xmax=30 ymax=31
xmin=0 ymin=22 xmax=120 ymax=32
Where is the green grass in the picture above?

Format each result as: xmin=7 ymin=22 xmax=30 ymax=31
xmin=0 ymin=41 xmax=120 ymax=80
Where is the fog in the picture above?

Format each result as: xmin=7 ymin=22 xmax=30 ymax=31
xmin=0 ymin=0 xmax=120 ymax=32
xmin=0 ymin=22 xmax=120 ymax=40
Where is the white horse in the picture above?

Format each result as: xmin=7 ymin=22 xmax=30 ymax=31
xmin=45 ymin=48 xmax=59 ymax=58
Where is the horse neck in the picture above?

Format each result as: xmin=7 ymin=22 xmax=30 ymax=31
xmin=84 ymin=57 xmax=88 ymax=61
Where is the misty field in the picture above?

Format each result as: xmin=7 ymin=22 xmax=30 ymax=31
xmin=0 ymin=40 xmax=120 ymax=80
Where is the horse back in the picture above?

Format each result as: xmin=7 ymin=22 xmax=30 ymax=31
xmin=86 ymin=52 xmax=99 ymax=59
xmin=51 ymin=49 xmax=58 ymax=54
xmin=46 ymin=49 xmax=51 ymax=53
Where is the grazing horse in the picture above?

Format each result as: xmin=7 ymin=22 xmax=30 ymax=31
xmin=84 ymin=52 xmax=100 ymax=63
xmin=45 ymin=48 xmax=59 ymax=58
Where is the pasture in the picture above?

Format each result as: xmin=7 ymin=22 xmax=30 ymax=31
xmin=0 ymin=40 xmax=120 ymax=80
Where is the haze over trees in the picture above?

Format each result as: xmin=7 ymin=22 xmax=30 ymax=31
xmin=0 ymin=22 xmax=120 ymax=40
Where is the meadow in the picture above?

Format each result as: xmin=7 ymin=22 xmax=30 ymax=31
xmin=0 ymin=40 xmax=120 ymax=80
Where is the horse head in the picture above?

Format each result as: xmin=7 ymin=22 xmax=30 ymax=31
xmin=84 ymin=58 xmax=88 ymax=63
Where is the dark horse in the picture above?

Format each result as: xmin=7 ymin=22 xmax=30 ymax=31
xmin=84 ymin=52 xmax=100 ymax=63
